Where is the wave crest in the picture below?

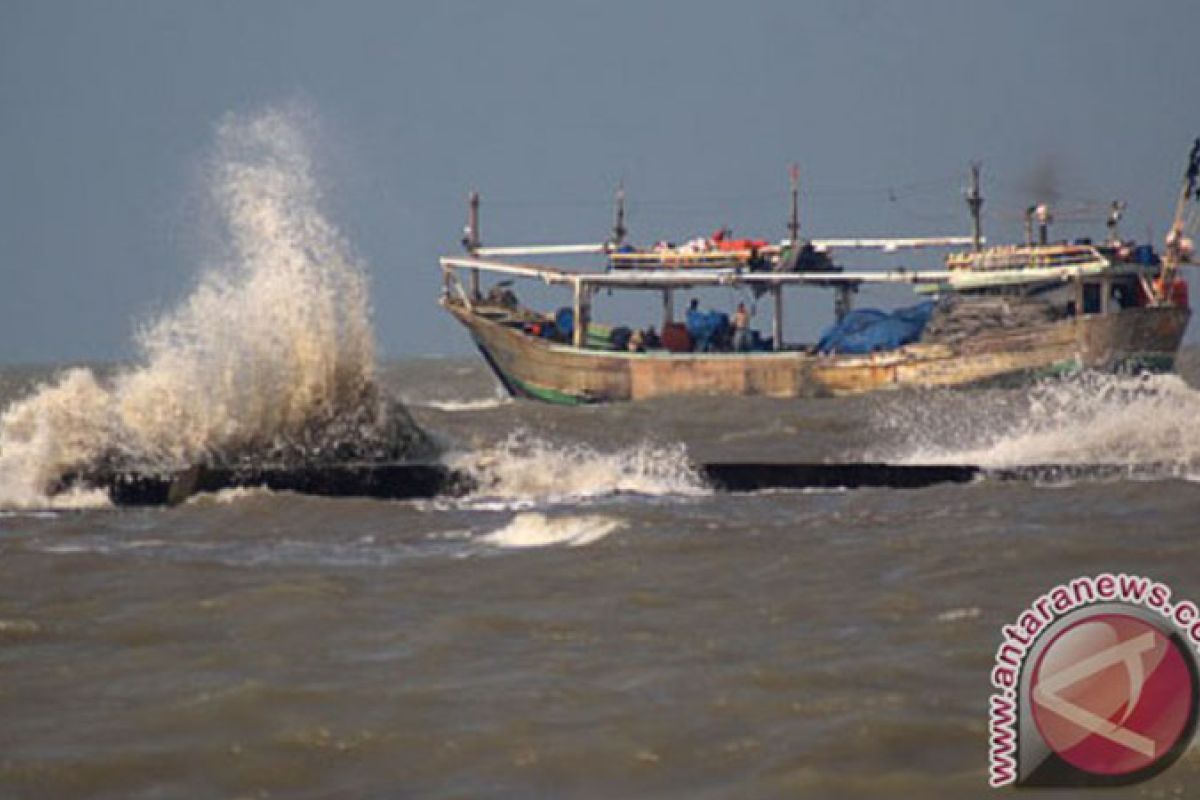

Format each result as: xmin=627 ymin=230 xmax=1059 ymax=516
xmin=447 ymin=431 xmax=706 ymax=504
xmin=874 ymin=371 xmax=1200 ymax=471
xmin=0 ymin=105 xmax=432 ymax=509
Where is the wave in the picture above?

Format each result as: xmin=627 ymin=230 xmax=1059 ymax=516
xmin=0 ymin=105 xmax=432 ymax=509
xmin=445 ymin=431 xmax=707 ymax=506
xmin=873 ymin=371 xmax=1200 ymax=473
xmin=478 ymin=512 xmax=623 ymax=548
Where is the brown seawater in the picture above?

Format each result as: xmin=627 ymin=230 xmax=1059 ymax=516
xmin=4 ymin=355 xmax=1200 ymax=799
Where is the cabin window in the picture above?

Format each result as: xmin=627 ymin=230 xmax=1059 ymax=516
xmin=1110 ymin=279 xmax=1136 ymax=310
xmin=1082 ymin=283 xmax=1102 ymax=315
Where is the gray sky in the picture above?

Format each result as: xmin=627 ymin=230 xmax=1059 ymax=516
xmin=2 ymin=0 xmax=1198 ymax=362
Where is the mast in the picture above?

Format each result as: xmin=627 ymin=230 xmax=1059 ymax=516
xmin=771 ymin=164 xmax=800 ymax=351
xmin=463 ymin=191 xmax=482 ymax=299
xmin=1106 ymin=201 xmax=1124 ymax=244
xmin=463 ymin=190 xmax=481 ymax=253
xmin=966 ymin=162 xmax=983 ymax=252
xmin=1158 ymin=137 xmax=1200 ymax=302
xmin=1035 ymin=204 xmax=1052 ymax=245
xmin=611 ymin=183 xmax=627 ymax=247
xmin=788 ymin=163 xmax=801 ymax=244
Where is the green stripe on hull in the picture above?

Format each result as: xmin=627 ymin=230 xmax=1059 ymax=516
xmin=507 ymin=373 xmax=594 ymax=405
xmin=471 ymin=332 xmax=598 ymax=405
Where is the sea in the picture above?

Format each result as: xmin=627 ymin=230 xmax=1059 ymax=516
xmin=3 ymin=106 xmax=1200 ymax=799
xmin=4 ymin=355 xmax=1200 ymax=799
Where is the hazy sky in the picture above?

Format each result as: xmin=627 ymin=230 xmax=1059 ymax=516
xmin=2 ymin=0 xmax=1198 ymax=362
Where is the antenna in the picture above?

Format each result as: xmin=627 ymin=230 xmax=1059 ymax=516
xmin=966 ymin=161 xmax=984 ymax=252
xmin=788 ymin=163 xmax=801 ymax=244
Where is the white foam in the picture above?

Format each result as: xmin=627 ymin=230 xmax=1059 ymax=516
xmin=420 ymin=396 xmax=511 ymax=412
xmin=185 ymin=486 xmax=275 ymax=506
xmin=36 ymin=543 xmax=94 ymax=555
xmin=447 ymin=431 xmax=707 ymax=504
xmin=936 ymin=606 xmax=981 ymax=623
xmin=479 ymin=512 xmax=624 ymax=548
xmin=879 ymin=372 xmax=1200 ymax=471
xmin=0 ymin=105 xmax=402 ymax=509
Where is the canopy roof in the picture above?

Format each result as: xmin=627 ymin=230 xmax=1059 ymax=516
xmin=440 ymin=251 xmax=1141 ymax=292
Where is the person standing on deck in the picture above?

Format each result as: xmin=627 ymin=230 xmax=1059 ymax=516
xmin=733 ymin=302 xmax=751 ymax=352
xmin=686 ymin=298 xmax=703 ymax=351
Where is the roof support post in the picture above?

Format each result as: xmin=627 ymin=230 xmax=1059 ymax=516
xmin=572 ymin=280 xmax=590 ymax=349
xmin=772 ymin=285 xmax=784 ymax=351
xmin=662 ymin=288 xmax=674 ymax=329
xmin=835 ymin=285 xmax=854 ymax=323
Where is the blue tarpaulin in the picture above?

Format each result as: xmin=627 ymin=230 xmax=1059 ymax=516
xmin=555 ymin=307 xmax=575 ymax=339
xmin=817 ymin=301 xmax=935 ymax=355
xmin=686 ymin=308 xmax=730 ymax=352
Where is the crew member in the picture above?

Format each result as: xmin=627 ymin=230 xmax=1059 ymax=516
xmin=733 ymin=302 xmax=751 ymax=352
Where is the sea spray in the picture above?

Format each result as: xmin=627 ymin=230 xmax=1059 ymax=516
xmin=870 ymin=371 xmax=1200 ymax=472
xmin=446 ymin=430 xmax=706 ymax=504
xmin=0 ymin=106 xmax=433 ymax=508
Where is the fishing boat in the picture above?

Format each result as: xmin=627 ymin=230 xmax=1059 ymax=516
xmin=439 ymin=146 xmax=1199 ymax=405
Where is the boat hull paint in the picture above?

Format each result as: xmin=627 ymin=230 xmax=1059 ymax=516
xmin=444 ymin=301 xmax=1190 ymax=404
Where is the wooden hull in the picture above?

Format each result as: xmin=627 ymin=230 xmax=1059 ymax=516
xmin=443 ymin=300 xmax=1190 ymax=404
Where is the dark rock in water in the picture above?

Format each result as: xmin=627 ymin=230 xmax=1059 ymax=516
xmin=701 ymin=462 xmax=981 ymax=491
xmin=54 ymin=457 xmax=1187 ymax=507
xmin=81 ymin=461 xmax=988 ymax=506
xmin=89 ymin=462 xmax=473 ymax=506
xmin=51 ymin=387 xmax=443 ymax=503
xmin=217 ymin=391 xmax=440 ymax=468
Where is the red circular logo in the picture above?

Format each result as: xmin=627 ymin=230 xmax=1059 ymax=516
xmin=1030 ymin=613 xmax=1195 ymax=776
